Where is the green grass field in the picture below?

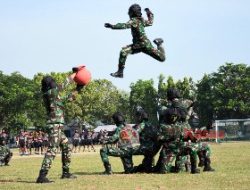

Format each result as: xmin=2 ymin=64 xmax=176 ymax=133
xmin=0 ymin=142 xmax=250 ymax=190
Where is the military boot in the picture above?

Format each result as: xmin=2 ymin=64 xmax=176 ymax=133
xmin=61 ymin=168 xmax=77 ymax=179
xmin=203 ymin=157 xmax=215 ymax=172
xmin=36 ymin=170 xmax=53 ymax=183
xmin=190 ymin=157 xmax=200 ymax=174
xmin=110 ymin=65 xmax=124 ymax=78
xmin=191 ymin=164 xmax=200 ymax=174
xmin=153 ymin=38 xmax=164 ymax=47
xmin=103 ymin=163 xmax=112 ymax=175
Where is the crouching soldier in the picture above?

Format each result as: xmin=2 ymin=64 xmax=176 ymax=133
xmin=100 ymin=112 xmax=140 ymax=174
xmin=0 ymin=133 xmax=13 ymax=166
xmin=132 ymin=107 xmax=161 ymax=173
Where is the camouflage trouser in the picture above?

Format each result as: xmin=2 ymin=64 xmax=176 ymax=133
xmin=175 ymin=141 xmax=198 ymax=172
xmin=40 ymin=124 xmax=71 ymax=172
xmin=155 ymin=141 xmax=179 ymax=173
xmin=175 ymin=155 xmax=190 ymax=172
xmin=118 ymin=39 xmax=165 ymax=68
xmin=197 ymin=142 xmax=211 ymax=167
xmin=0 ymin=145 xmax=13 ymax=166
xmin=100 ymin=145 xmax=134 ymax=173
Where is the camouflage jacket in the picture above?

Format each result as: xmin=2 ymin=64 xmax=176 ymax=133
xmin=107 ymin=124 xmax=140 ymax=149
xmin=111 ymin=12 xmax=154 ymax=44
xmin=135 ymin=121 xmax=158 ymax=148
xmin=45 ymin=80 xmax=73 ymax=124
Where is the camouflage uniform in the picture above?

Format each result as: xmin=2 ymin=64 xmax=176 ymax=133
xmin=37 ymin=77 xmax=77 ymax=183
xmin=0 ymin=133 xmax=13 ymax=166
xmin=105 ymin=4 xmax=165 ymax=77
xmin=171 ymin=99 xmax=200 ymax=173
xmin=155 ymin=95 xmax=200 ymax=174
xmin=155 ymin=122 xmax=184 ymax=173
xmin=40 ymin=85 xmax=73 ymax=171
xmin=100 ymin=124 xmax=140 ymax=174
xmin=194 ymin=128 xmax=214 ymax=171
xmin=132 ymin=120 xmax=161 ymax=173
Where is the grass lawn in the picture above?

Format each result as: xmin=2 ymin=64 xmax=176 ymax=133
xmin=0 ymin=141 xmax=250 ymax=190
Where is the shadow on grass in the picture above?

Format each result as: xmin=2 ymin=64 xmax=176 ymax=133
xmin=0 ymin=179 xmax=36 ymax=184
xmin=74 ymin=171 xmax=124 ymax=175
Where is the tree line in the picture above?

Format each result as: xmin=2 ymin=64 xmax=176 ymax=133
xmin=0 ymin=63 xmax=249 ymax=133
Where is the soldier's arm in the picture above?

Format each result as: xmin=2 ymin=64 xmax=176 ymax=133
xmin=136 ymin=123 xmax=145 ymax=135
xmin=111 ymin=20 xmax=134 ymax=30
xmin=106 ymin=126 xmax=121 ymax=144
xmin=144 ymin=8 xmax=154 ymax=26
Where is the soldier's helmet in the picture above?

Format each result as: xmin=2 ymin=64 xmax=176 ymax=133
xmin=128 ymin=4 xmax=142 ymax=18
xmin=167 ymin=88 xmax=181 ymax=101
xmin=135 ymin=106 xmax=149 ymax=122
xmin=41 ymin=76 xmax=57 ymax=93
xmin=112 ymin=112 xmax=125 ymax=125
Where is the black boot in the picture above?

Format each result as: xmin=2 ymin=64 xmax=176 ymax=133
xmin=153 ymin=38 xmax=164 ymax=46
xmin=190 ymin=156 xmax=200 ymax=174
xmin=203 ymin=157 xmax=215 ymax=172
xmin=110 ymin=66 xmax=124 ymax=78
xmin=103 ymin=163 xmax=112 ymax=175
xmin=36 ymin=170 xmax=53 ymax=183
xmin=61 ymin=168 xmax=77 ymax=179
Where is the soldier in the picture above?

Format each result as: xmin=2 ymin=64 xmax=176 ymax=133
xmin=132 ymin=107 xmax=161 ymax=173
xmin=194 ymin=127 xmax=215 ymax=172
xmin=105 ymin=4 xmax=165 ymax=78
xmin=0 ymin=129 xmax=13 ymax=166
xmin=166 ymin=88 xmax=200 ymax=174
xmin=36 ymin=74 xmax=83 ymax=183
xmin=155 ymin=88 xmax=200 ymax=174
xmin=100 ymin=112 xmax=140 ymax=174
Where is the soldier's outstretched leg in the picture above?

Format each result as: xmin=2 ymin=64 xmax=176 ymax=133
xmin=143 ymin=38 xmax=165 ymax=62
xmin=110 ymin=65 xmax=124 ymax=78
xmin=110 ymin=45 xmax=133 ymax=78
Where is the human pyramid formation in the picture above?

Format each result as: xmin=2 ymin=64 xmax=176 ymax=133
xmin=0 ymin=4 xmax=214 ymax=183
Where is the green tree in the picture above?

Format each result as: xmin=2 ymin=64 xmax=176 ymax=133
xmin=196 ymin=63 xmax=250 ymax=126
xmin=0 ymin=72 xmax=36 ymax=131
xmin=130 ymin=79 xmax=158 ymax=124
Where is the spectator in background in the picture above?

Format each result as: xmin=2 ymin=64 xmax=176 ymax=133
xmin=72 ymin=130 xmax=80 ymax=153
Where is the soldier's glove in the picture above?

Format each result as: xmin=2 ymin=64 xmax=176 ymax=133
xmin=76 ymin=84 xmax=84 ymax=92
xmin=144 ymin=8 xmax=152 ymax=16
xmin=104 ymin=23 xmax=113 ymax=29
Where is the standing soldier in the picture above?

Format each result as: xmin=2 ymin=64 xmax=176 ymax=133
xmin=36 ymin=74 xmax=83 ymax=183
xmin=100 ymin=112 xmax=140 ymax=174
xmin=105 ymin=4 xmax=165 ymax=78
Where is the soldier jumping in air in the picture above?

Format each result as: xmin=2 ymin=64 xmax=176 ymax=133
xmin=105 ymin=4 xmax=165 ymax=78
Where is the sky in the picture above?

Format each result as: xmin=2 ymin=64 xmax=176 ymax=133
xmin=0 ymin=0 xmax=249 ymax=91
